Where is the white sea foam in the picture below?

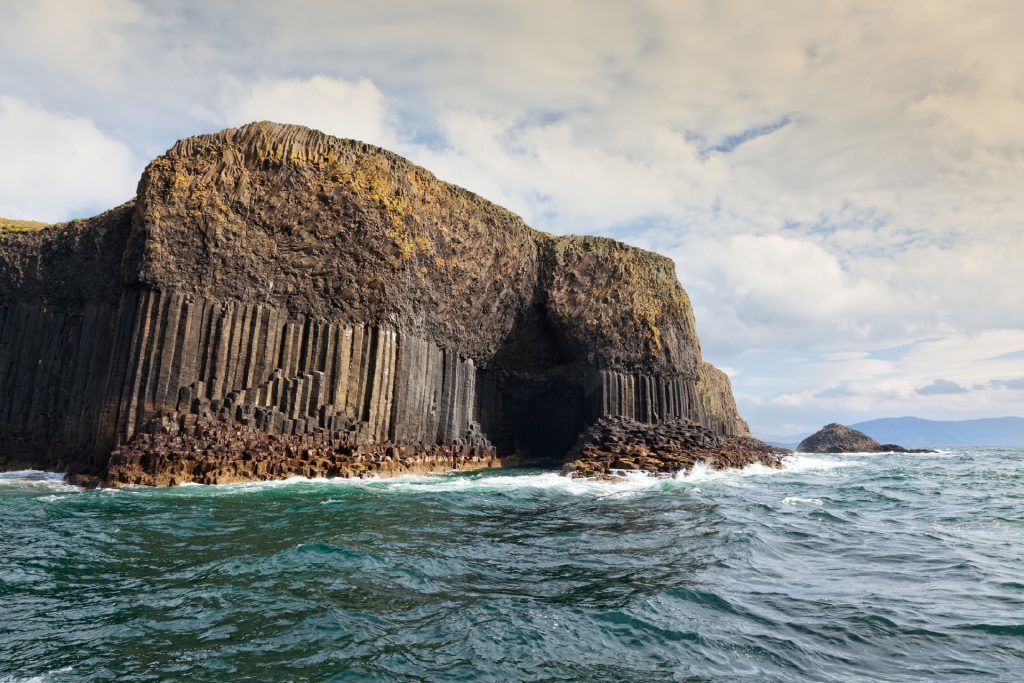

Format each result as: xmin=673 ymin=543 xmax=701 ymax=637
xmin=781 ymin=454 xmax=858 ymax=472
xmin=362 ymin=470 xmax=665 ymax=496
xmin=73 ymin=452 xmax=861 ymax=498
xmin=0 ymin=470 xmax=81 ymax=493
xmin=319 ymin=454 xmax=859 ymax=497
xmin=782 ymin=496 xmax=824 ymax=506
xmin=0 ymin=667 xmax=74 ymax=683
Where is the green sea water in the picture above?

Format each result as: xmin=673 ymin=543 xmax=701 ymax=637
xmin=1 ymin=448 xmax=1022 ymax=681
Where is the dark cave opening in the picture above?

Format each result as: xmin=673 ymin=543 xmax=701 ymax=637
xmin=480 ymin=303 xmax=591 ymax=466
xmin=509 ymin=379 xmax=588 ymax=465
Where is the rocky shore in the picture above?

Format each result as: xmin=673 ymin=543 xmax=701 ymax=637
xmin=89 ymin=412 xmax=786 ymax=487
xmin=97 ymin=414 xmax=502 ymax=487
xmin=563 ymin=416 xmax=789 ymax=479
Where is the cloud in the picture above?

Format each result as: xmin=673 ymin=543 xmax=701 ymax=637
xmin=0 ymin=0 xmax=154 ymax=90
xmin=406 ymin=113 xmax=722 ymax=231
xmin=728 ymin=330 xmax=1024 ymax=430
xmin=0 ymin=97 xmax=139 ymax=222
xmin=917 ymin=379 xmax=969 ymax=396
xmin=671 ymin=234 xmax=904 ymax=355
xmin=225 ymin=76 xmax=395 ymax=149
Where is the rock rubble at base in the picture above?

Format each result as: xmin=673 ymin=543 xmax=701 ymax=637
xmin=94 ymin=411 xmax=789 ymax=487
xmin=97 ymin=411 xmax=503 ymax=487
xmin=562 ymin=416 xmax=789 ymax=479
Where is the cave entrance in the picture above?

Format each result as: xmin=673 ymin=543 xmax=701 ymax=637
xmin=507 ymin=379 xmax=587 ymax=466
xmin=483 ymin=302 xmax=590 ymax=466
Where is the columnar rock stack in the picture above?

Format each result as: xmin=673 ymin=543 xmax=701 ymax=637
xmin=109 ymin=293 xmax=484 ymax=448
xmin=597 ymin=370 xmax=704 ymax=424
xmin=0 ymin=122 xmax=751 ymax=483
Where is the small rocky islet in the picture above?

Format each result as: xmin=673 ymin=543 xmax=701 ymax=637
xmin=1 ymin=121 xmax=784 ymax=486
xmin=798 ymin=423 xmax=936 ymax=454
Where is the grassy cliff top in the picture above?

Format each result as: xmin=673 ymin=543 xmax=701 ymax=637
xmin=0 ymin=217 xmax=49 ymax=234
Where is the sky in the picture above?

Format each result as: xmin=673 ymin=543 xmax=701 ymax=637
xmin=1 ymin=0 xmax=1022 ymax=437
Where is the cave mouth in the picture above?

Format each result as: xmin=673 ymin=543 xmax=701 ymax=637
xmin=482 ymin=302 xmax=591 ymax=467
xmin=507 ymin=377 xmax=588 ymax=466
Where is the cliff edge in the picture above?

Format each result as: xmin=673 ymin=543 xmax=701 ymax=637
xmin=0 ymin=122 xmax=751 ymax=484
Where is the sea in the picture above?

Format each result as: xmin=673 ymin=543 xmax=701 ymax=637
xmin=1 ymin=447 xmax=1021 ymax=682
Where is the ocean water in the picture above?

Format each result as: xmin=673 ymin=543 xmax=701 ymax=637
xmin=1 ymin=448 xmax=1022 ymax=682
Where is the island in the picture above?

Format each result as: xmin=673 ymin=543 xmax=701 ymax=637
xmin=798 ymin=423 xmax=936 ymax=454
xmin=0 ymin=122 xmax=784 ymax=485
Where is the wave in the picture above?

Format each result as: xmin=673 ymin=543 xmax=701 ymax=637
xmin=1 ymin=453 xmax=859 ymax=499
xmin=0 ymin=671 xmax=73 ymax=683
xmin=8 ymin=452 xmax=860 ymax=500
xmin=0 ymin=470 xmax=81 ymax=493
xmin=0 ymin=667 xmax=74 ymax=683
xmin=148 ymin=453 xmax=860 ymax=497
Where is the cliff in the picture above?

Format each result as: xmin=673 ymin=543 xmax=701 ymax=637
xmin=0 ymin=122 xmax=750 ymax=483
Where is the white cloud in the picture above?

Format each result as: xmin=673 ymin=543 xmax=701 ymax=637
xmin=0 ymin=97 xmax=139 ymax=222
xmin=739 ymin=330 xmax=1024 ymax=429
xmin=672 ymin=234 xmax=894 ymax=354
xmin=226 ymin=76 xmax=395 ymax=149
xmin=0 ymin=0 xmax=153 ymax=90
xmin=407 ymin=113 xmax=723 ymax=230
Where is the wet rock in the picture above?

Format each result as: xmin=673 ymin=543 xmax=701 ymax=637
xmin=563 ymin=416 xmax=788 ymax=479
xmin=105 ymin=412 xmax=505 ymax=487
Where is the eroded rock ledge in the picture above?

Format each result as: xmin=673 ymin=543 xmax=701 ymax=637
xmin=563 ymin=416 xmax=788 ymax=479
xmin=100 ymin=415 xmax=503 ymax=488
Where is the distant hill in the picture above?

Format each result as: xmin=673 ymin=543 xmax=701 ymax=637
xmin=850 ymin=417 xmax=1024 ymax=447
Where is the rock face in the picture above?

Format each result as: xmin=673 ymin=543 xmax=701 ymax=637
xmin=0 ymin=122 xmax=751 ymax=485
xmin=563 ymin=416 xmax=787 ymax=479
xmin=798 ymin=423 xmax=935 ymax=453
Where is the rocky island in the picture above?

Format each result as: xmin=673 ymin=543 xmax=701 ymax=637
xmin=798 ymin=423 xmax=935 ymax=453
xmin=0 ymin=122 xmax=783 ymax=486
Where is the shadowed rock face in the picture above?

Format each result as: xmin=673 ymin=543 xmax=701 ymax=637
xmin=0 ymin=122 xmax=749 ymax=484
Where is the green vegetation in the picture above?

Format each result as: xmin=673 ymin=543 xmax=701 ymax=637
xmin=0 ymin=217 xmax=50 ymax=234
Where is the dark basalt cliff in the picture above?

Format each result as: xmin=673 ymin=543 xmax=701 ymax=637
xmin=798 ymin=423 xmax=934 ymax=454
xmin=0 ymin=122 xmax=751 ymax=484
